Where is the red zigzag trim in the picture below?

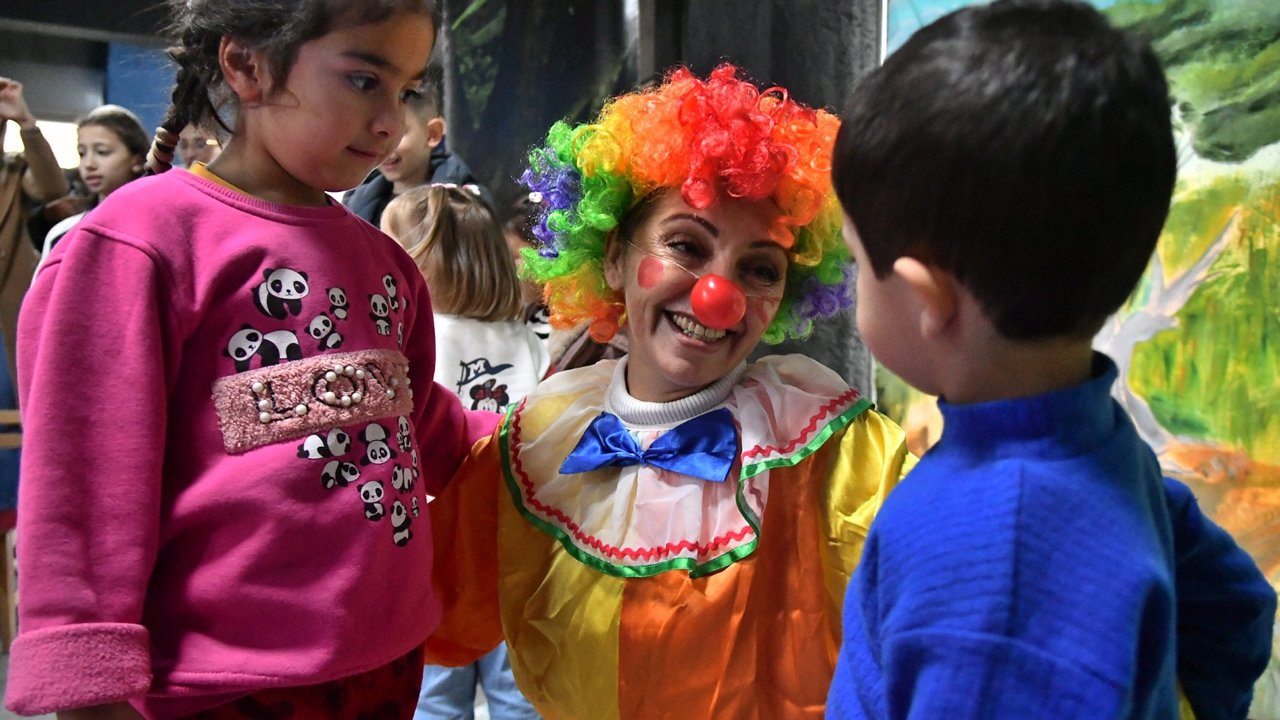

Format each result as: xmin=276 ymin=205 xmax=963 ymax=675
xmin=510 ymin=409 xmax=754 ymax=562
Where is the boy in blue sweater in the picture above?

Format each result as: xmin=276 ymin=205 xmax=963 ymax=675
xmin=827 ymin=1 xmax=1275 ymax=718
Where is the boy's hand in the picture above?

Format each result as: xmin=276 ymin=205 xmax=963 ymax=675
xmin=0 ymin=77 xmax=37 ymax=129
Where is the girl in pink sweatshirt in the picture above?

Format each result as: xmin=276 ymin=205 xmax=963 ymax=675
xmin=4 ymin=1 xmax=495 ymax=718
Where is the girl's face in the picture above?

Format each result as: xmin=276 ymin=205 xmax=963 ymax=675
xmin=238 ymin=11 xmax=435 ymax=205
xmin=77 ymin=125 xmax=142 ymax=200
xmin=605 ymin=191 xmax=788 ymax=402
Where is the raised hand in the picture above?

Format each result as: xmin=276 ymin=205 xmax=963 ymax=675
xmin=0 ymin=77 xmax=36 ymax=128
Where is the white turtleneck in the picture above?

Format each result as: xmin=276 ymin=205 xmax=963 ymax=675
xmin=603 ymin=357 xmax=748 ymax=427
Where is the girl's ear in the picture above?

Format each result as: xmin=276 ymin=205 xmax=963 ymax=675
xmin=892 ymin=256 xmax=958 ymax=339
xmin=219 ymin=37 xmax=270 ymax=104
xmin=603 ymin=231 xmax=626 ymax=292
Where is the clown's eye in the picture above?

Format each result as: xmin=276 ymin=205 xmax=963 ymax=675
xmin=664 ymin=235 xmax=705 ymax=259
xmin=748 ymin=263 xmax=783 ymax=284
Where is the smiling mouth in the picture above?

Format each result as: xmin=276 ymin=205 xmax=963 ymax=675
xmin=669 ymin=312 xmax=728 ymax=342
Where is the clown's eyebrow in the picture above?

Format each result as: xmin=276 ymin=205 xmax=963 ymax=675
xmin=662 ymin=213 xmax=719 ymax=237
xmin=662 ymin=213 xmax=785 ymax=251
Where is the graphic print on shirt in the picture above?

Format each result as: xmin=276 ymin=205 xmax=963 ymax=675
xmin=214 ymin=261 xmax=426 ymax=545
xmin=395 ymin=416 xmax=412 ymax=453
xmin=369 ymin=294 xmax=392 ymax=336
xmin=360 ymin=422 xmax=397 ymax=466
xmin=321 ymin=459 xmax=360 ymax=489
xmin=297 ymin=427 xmax=352 ymax=459
xmin=454 ymin=358 xmax=514 ymax=411
xmin=225 ymin=325 xmax=303 ymax=372
xmin=252 ymin=267 xmax=310 ymax=319
xmin=390 ymin=499 xmax=412 ymax=545
xmin=327 ymin=287 xmax=349 ymax=320
xmin=307 ymin=313 xmax=344 ymax=351
xmin=382 ymin=274 xmax=400 ymax=312
xmin=469 ymin=378 xmax=510 ymax=412
xmin=359 ymin=479 xmax=386 ymax=520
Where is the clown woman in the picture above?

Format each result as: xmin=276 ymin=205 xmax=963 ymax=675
xmin=425 ymin=65 xmax=913 ymax=719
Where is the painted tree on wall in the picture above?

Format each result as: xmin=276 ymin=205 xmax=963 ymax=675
xmin=882 ymin=0 xmax=1280 ymax=582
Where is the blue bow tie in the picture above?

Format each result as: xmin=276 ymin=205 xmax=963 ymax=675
xmin=559 ymin=408 xmax=739 ymax=483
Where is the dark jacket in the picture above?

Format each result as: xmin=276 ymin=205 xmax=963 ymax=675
xmin=343 ymin=140 xmax=490 ymax=226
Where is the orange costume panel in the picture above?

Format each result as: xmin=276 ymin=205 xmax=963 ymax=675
xmin=427 ymin=356 xmax=913 ymax=719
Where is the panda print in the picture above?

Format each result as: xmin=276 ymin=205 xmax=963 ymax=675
xmin=360 ymin=423 xmax=396 ymax=466
xmin=390 ymin=464 xmax=414 ymax=493
xmin=359 ymin=480 xmax=386 ymax=520
xmin=307 ymin=313 xmax=343 ymax=351
xmin=369 ymin=294 xmax=392 ymax=336
xmin=297 ymin=427 xmax=352 ymax=460
xmin=252 ymin=268 xmax=309 ymax=319
xmin=411 ymin=496 xmax=420 ymax=518
xmin=327 ymin=287 xmax=349 ymax=320
xmin=225 ymin=325 xmax=302 ymax=372
xmin=395 ymin=416 xmax=412 ymax=453
xmin=321 ymin=460 xmax=360 ymax=490
xmin=382 ymin=274 xmax=400 ymax=311
xmin=390 ymin=500 xmax=412 ymax=546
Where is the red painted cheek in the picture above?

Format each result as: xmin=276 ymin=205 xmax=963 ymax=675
xmin=636 ymin=256 xmax=665 ymax=289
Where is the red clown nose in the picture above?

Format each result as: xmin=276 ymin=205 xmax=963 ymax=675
xmin=690 ymin=274 xmax=747 ymax=331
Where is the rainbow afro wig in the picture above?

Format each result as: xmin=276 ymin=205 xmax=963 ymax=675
xmin=521 ymin=64 xmax=853 ymax=345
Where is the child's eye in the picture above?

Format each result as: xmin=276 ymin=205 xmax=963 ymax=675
xmin=399 ymin=85 xmax=424 ymax=103
xmin=348 ymin=74 xmax=379 ymax=92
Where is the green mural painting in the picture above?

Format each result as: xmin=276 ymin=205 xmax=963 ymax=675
xmin=883 ymin=0 xmax=1280 ymax=583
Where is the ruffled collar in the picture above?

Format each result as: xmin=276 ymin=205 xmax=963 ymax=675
xmin=500 ymin=355 xmax=869 ymax=577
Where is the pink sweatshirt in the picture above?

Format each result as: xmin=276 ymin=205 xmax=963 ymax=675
xmin=5 ymin=170 xmax=498 ymax=718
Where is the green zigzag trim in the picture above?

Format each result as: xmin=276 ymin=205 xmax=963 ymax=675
xmin=740 ymin=396 xmax=873 ymax=481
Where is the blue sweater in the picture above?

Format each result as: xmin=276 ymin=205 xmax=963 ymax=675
xmin=828 ymin=355 xmax=1274 ymax=719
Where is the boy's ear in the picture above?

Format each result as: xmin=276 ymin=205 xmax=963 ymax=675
xmin=425 ymin=117 xmax=446 ymax=149
xmin=893 ymin=256 xmax=957 ymax=339
xmin=603 ymin=231 xmax=626 ymax=292
xmin=219 ymin=37 xmax=270 ymax=104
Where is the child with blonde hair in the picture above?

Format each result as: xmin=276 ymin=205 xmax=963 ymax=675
xmin=383 ymin=183 xmax=544 ymax=719
xmin=384 ymin=184 xmax=548 ymax=418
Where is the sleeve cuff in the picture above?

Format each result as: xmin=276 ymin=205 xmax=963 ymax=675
xmin=4 ymin=623 xmax=151 ymax=715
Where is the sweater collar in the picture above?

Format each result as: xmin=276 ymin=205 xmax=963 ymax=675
xmin=936 ymin=352 xmax=1121 ymax=457
xmin=604 ymin=357 xmax=747 ymax=427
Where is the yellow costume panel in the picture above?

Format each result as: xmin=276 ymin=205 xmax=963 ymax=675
xmin=427 ymin=356 xmax=912 ymax=719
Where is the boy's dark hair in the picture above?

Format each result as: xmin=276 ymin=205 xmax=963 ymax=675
xmin=834 ymin=0 xmax=1176 ymax=340
xmin=406 ymin=63 xmax=444 ymax=121
xmin=149 ymin=0 xmax=442 ymax=170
